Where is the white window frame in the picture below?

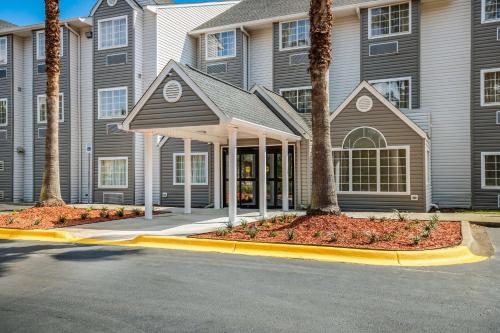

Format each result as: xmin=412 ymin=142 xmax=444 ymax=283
xmin=36 ymin=28 xmax=63 ymax=60
xmin=97 ymin=87 xmax=128 ymax=119
xmin=98 ymin=15 xmax=128 ymax=51
xmin=279 ymin=18 xmax=311 ymax=51
xmin=172 ymin=152 xmax=209 ymax=186
xmin=481 ymin=68 xmax=500 ymax=106
xmin=98 ymin=157 xmax=129 ymax=189
xmin=369 ymin=76 xmax=412 ymax=110
xmin=205 ymin=29 xmax=236 ymax=61
xmin=368 ymin=1 xmax=412 ymax=39
xmin=482 ymin=0 xmax=500 ymax=23
xmin=0 ymin=98 xmax=7 ymax=127
xmin=280 ymin=86 xmax=313 ymax=113
xmin=37 ymin=93 xmax=64 ymax=124
xmin=0 ymin=37 xmax=7 ymax=65
xmin=481 ymin=152 xmax=500 ymax=189
xmin=333 ymin=145 xmax=411 ymax=195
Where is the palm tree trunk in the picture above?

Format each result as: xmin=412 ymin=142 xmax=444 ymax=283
xmin=307 ymin=0 xmax=340 ymax=215
xmin=39 ymin=0 xmax=64 ymax=206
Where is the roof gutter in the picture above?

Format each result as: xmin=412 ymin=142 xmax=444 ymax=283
xmin=0 ymin=17 xmax=92 ymax=35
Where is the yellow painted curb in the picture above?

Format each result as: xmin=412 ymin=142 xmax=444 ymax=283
xmin=0 ymin=228 xmax=488 ymax=267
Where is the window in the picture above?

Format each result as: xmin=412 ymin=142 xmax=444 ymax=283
xmin=281 ymin=87 xmax=312 ymax=113
xmin=280 ymin=19 xmax=310 ymax=50
xmin=98 ymin=87 xmax=128 ymax=119
xmin=0 ymin=99 xmax=7 ymax=126
xmin=483 ymin=0 xmax=500 ymax=23
xmin=206 ymin=30 xmax=235 ymax=60
xmin=98 ymin=16 xmax=128 ymax=50
xmin=369 ymin=2 xmax=411 ymax=39
xmin=173 ymin=153 xmax=208 ymax=185
xmin=370 ymin=77 xmax=411 ymax=109
xmin=37 ymin=94 xmax=64 ymax=123
xmin=0 ymin=37 xmax=7 ymax=65
xmin=497 ymin=111 xmax=500 ymax=124
xmin=36 ymin=29 xmax=63 ymax=60
xmin=333 ymin=127 xmax=409 ymax=194
xmin=481 ymin=69 xmax=500 ymax=106
xmin=482 ymin=152 xmax=500 ymax=189
xmin=98 ymin=157 xmax=128 ymax=188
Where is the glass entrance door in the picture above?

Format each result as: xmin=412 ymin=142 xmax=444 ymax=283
xmin=223 ymin=149 xmax=258 ymax=209
xmin=266 ymin=147 xmax=294 ymax=209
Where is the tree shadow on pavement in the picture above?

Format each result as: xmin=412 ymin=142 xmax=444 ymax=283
xmin=52 ymin=247 xmax=142 ymax=262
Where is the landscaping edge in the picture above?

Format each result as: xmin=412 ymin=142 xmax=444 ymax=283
xmin=0 ymin=221 xmax=489 ymax=267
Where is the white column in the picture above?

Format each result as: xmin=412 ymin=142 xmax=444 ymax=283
xmin=184 ymin=138 xmax=192 ymax=214
xmin=258 ymin=135 xmax=267 ymax=217
xmin=228 ymin=127 xmax=238 ymax=223
xmin=282 ymin=139 xmax=289 ymax=212
xmin=213 ymin=142 xmax=221 ymax=209
xmin=144 ymin=132 xmax=153 ymax=220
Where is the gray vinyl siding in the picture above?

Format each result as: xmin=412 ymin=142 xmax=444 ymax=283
xmin=360 ymin=0 xmax=420 ymax=109
xmin=272 ymin=22 xmax=310 ymax=91
xmin=130 ymin=70 xmax=219 ymax=129
xmin=32 ymin=28 xmax=71 ymax=202
xmin=471 ymin=0 xmax=500 ymax=209
xmin=160 ymin=138 xmax=214 ymax=208
xmin=93 ymin=0 xmax=136 ymax=204
xmin=0 ymin=35 xmax=13 ymax=202
xmin=199 ymin=29 xmax=244 ymax=88
xmin=331 ymin=88 xmax=426 ymax=212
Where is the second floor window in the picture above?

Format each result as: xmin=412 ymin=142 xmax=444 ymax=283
xmin=281 ymin=87 xmax=312 ymax=113
xmin=370 ymin=78 xmax=411 ymax=109
xmin=206 ymin=30 xmax=235 ymax=60
xmin=280 ymin=19 xmax=310 ymax=50
xmin=98 ymin=87 xmax=128 ymax=119
xmin=481 ymin=69 xmax=500 ymax=106
xmin=36 ymin=29 xmax=63 ymax=60
xmin=0 ymin=99 xmax=7 ymax=126
xmin=0 ymin=37 xmax=7 ymax=65
xmin=37 ymin=94 xmax=64 ymax=123
xmin=369 ymin=2 xmax=410 ymax=38
xmin=483 ymin=0 xmax=500 ymax=22
xmin=98 ymin=16 xmax=128 ymax=50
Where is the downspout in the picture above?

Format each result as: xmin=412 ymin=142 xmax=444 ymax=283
xmin=240 ymin=26 xmax=250 ymax=90
xmin=65 ymin=23 xmax=82 ymax=203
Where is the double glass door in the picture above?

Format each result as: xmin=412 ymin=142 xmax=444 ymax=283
xmin=222 ymin=147 xmax=294 ymax=209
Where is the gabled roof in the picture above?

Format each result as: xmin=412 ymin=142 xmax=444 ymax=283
xmin=90 ymin=0 xmax=142 ymax=16
xmin=330 ymin=81 xmax=428 ymax=140
xmin=0 ymin=20 xmax=16 ymax=31
xmin=122 ymin=60 xmax=298 ymax=138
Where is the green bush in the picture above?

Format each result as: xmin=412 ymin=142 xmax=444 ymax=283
xmin=33 ymin=218 xmax=41 ymax=226
xmin=268 ymin=230 xmax=277 ymax=238
xmin=393 ymin=209 xmax=408 ymax=221
xmin=115 ymin=207 xmax=125 ymax=217
xmin=80 ymin=212 xmax=89 ymax=220
xmin=132 ymin=208 xmax=142 ymax=216
xmin=365 ymin=231 xmax=379 ymax=244
xmin=215 ymin=227 xmax=229 ymax=237
xmin=240 ymin=219 xmax=248 ymax=229
xmin=313 ymin=230 xmax=322 ymax=238
xmin=225 ymin=221 xmax=234 ymax=230
xmin=381 ymin=232 xmax=396 ymax=241
xmin=330 ymin=232 xmax=338 ymax=242
xmin=287 ymin=229 xmax=296 ymax=241
xmin=99 ymin=208 xmax=109 ymax=218
xmin=247 ymin=227 xmax=258 ymax=239
xmin=6 ymin=217 xmax=15 ymax=225
xmin=421 ymin=229 xmax=430 ymax=239
xmin=57 ymin=215 xmax=67 ymax=224
xmin=409 ymin=235 xmax=421 ymax=245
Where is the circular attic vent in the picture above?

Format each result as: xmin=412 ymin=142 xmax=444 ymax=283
xmin=107 ymin=0 xmax=117 ymax=6
xmin=356 ymin=95 xmax=373 ymax=112
xmin=163 ymin=80 xmax=182 ymax=103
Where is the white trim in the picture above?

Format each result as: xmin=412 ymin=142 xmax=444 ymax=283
xmin=333 ymin=145 xmax=411 ymax=195
xmin=279 ymin=86 xmax=313 ymax=113
xmin=172 ymin=152 xmax=209 ymax=186
xmin=90 ymin=0 xmax=141 ymax=16
xmin=368 ymin=1 xmax=412 ymax=40
xmin=330 ymin=81 xmax=427 ymax=139
xmin=97 ymin=15 xmax=128 ymax=51
xmin=97 ymin=156 xmax=129 ymax=189
xmin=341 ymin=126 xmax=387 ymax=149
xmin=229 ymin=118 xmax=301 ymax=141
xmin=36 ymin=93 xmax=64 ymax=124
xmin=482 ymin=0 xmax=500 ymax=24
xmin=0 ymin=37 xmax=7 ymax=65
xmin=35 ymin=28 xmax=64 ymax=60
xmin=107 ymin=0 xmax=117 ymax=6
xmin=163 ymin=80 xmax=182 ymax=103
xmin=205 ymin=29 xmax=237 ymax=61
xmin=0 ymin=98 xmax=7 ymax=127
xmin=368 ymin=40 xmax=399 ymax=56
xmin=368 ymin=76 xmax=412 ymax=110
xmin=278 ymin=18 xmax=310 ymax=52
xmin=145 ymin=1 xmax=239 ymax=12
xmin=480 ymin=68 xmax=500 ymax=107
xmin=481 ymin=152 xmax=500 ymax=189
xmin=97 ymin=86 xmax=128 ymax=120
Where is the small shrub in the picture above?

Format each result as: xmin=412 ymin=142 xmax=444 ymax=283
xmin=85 ymin=207 xmax=93 ymax=212
xmin=287 ymin=229 xmax=296 ymax=241
xmin=215 ymin=227 xmax=229 ymax=237
xmin=6 ymin=217 xmax=15 ymax=225
xmin=421 ymin=229 xmax=430 ymax=239
xmin=80 ymin=212 xmax=89 ymax=220
xmin=379 ymin=216 xmax=387 ymax=222
xmin=351 ymin=232 xmax=360 ymax=239
xmin=313 ymin=230 xmax=322 ymax=238
xmin=268 ymin=230 xmax=277 ymax=238
xmin=99 ymin=208 xmax=109 ymax=218
xmin=365 ymin=231 xmax=379 ymax=244
xmin=132 ymin=208 xmax=142 ymax=216
xmin=430 ymin=214 xmax=439 ymax=225
xmin=381 ymin=232 xmax=396 ymax=241
xmin=261 ymin=222 xmax=272 ymax=229
xmin=424 ymin=223 xmax=433 ymax=232
xmin=393 ymin=209 xmax=408 ymax=222
xmin=240 ymin=219 xmax=248 ymax=229
xmin=115 ymin=207 xmax=125 ymax=217
xmin=409 ymin=235 xmax=421 ymax=245
xmin=330 ymin=232 xmax=338 ymax=242
xmin=278 ymin=214 xmax=287 ymax=224
xmin=225 ymin=221 xmax=234 ymax=230
xmin=247 ymin=227 xmax=258 ymax=239
xmin=57 ymin=215 xmax=67 ymax=224
xmin=368 ymin=215 xmax=377 ymax=222
xmin=33 ymin=218 xmax=41 ymax=226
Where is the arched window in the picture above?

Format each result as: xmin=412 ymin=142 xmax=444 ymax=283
xmin=342 ymin=127 xmax=387 ymax=149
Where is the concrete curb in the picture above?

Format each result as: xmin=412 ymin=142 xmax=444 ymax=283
xmin=0 ymin=227 xmax=489 ymax=267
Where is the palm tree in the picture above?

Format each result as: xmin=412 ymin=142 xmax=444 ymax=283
xmin=39 ymin=0 xmax=64 ymax=206
xmin=307 ymin=0 xmax=340 ymax=215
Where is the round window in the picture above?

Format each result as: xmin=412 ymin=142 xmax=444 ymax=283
xmin=107 ymin=0 xmax=117 ymax=6
xmin=163 ymin=80 xmax=182 ymax=103
xmin=356 ymin=95 xmax=373 ymax=112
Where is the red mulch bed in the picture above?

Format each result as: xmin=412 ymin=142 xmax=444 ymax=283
xmin=0 ymin=206 xmax=145 ymax=230
xmin=192 ymin=214 xmax=462 ymax=251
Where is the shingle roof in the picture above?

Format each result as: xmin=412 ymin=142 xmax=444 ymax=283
xmin=178 ymin=63 xmax=295 ymax=135
xmin=0 ymin=20 xmax=17 ymax=31
xmin=193 ymin=0 xmax=374 ymax=32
